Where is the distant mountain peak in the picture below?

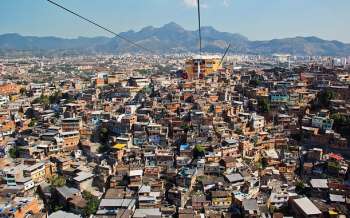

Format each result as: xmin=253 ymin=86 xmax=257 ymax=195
xmin=201 ymin=26 xmax=217 ymax=32
xmin=162 ymin=22 xmax=185 ymax=31
xmin=140 ymin=25 xmax=155 ymax=32
xmin=0 ymin=23 xmax=350 ymax=56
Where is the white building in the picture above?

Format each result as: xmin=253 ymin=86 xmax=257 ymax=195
xmin=250 ymin=113 xmax=265 ymax=130
xmin=0 ymin=96 xmax=9 ymax=106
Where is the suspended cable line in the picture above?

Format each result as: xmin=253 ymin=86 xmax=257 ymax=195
xmin=219 ymin=43 xmax=231 ymax=66
xmin=197 ymin=0 xmax=202 ymax=56
xmin=46 ymin=0 xmax=156 ymax=54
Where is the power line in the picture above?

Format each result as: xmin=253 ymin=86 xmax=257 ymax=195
xmin=46 ymin=0 xmax=156 ymax=54
xmin=196 ymin=0 xmax=203 ymax=79
xmin=219 ymin=43 xmax=231 ymax=66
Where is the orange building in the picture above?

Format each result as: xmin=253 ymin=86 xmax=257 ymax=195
xmin=185 ymin=56 xmax=221 ymax=79
xmin=96 ymin=78 xmax=107 ymax=87
xmin=61 ymin=131 xmax=80 ymax=151
xmin=0 ymin=120 xmax=16 ymax=133
xmin=61 ymin=117 xmax=82 ymax=132
xmin=166 ymin=102 xmax=181 ymax=113
xmin=11 ymin=198 xmax=42 ymax=218
xmin=0 ymin=82 xmax=21 ymax=95
xmin=45 ymin=161 xmax=57 ymax=179
xmin=0 ymin=111 xmax=9 ymax=123
xmin=95 ymin=72 xmax=109 ymax=87
xmin=121 ymin=114 xmax=137 ymax=126
xmin=209 ymin=95 xmax=219 ymax=102
xmin=182 ymin=92 xmax=193 ymax=101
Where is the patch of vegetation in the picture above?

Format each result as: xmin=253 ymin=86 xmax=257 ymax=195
xmin=29 ymin=118 xmax=38 ymax=127
xmin=155 ymin=65 xmax=173 ymax=74
xmin=8 ymin=148 xmax=17 ymax=159
xmin=82 ymin=191 xmax=100 ymax=217
xmin=137 ymin=69 xmax=151 ymax=75
xmin=32 ymin=94 xmax=50 ymax=107
xmin=52 ymin=205 xmax=63 ymax=212
xmin=99 ymin=127 xmax=109 ymax=143
xmin=98 ymin=144 xmax=110 ymax=154
xmin=49 ymin=91 xmax=63 ymax=104
xmin=181 ymin=124 xmax=191 ymax=133
xmin=258 ymin=98 xmax=270 ymax=113
xmin=98 ymin=127 xmax=110 ymax=153
xmin=193 ymin=144 xmax=206 ymax=158
xmin=234 ymin=128 xmax=243 ymax=135
xmin=260 ymin=157 xmax=268 ymax=169
xmin=295 ymin=181 xmax=307 ymax=195
xmin=50 ymin=175 xmax=66 ymax=187
xmin=312 ymin=90 xmax=336 ymax=109
xmin=8 ymin=147 xmax=25 ymax=158
xmin=249 ymin=78 xmax=262 ymax=87
xmin=330 ymin=113 xmax=350 ymax=142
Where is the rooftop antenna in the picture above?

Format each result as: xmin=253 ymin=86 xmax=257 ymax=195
xmin=197 ymin=0 xmax=202 ymax=79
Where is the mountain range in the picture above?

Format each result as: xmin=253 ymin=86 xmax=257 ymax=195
xmin=1 ymin=22 xmax=350 ymax=56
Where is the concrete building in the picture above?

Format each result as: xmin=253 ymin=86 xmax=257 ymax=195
xmin=185 ymin=55 xmax=221 ymax=79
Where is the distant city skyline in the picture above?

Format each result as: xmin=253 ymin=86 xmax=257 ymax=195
xmin=1 ymin=0 xmax=350 ymax=43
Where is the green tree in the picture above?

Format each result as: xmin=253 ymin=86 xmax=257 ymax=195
xmin=295 ymin=181 xmax=306 ymax=195
xmin=99 ymin=127 xmax=109 ymax=143
xmin=8 ymin=148 xmax=17 ymax=158
xmin=260 ymin=157 xmax=268 ymax=168
xmin=53 ymin=205 xmax=63 ymax=212
xmin=193 ymin=144 xmax=206 ymax=158
xmin=82 ymin=191 xmax=100 ymax=216
xmin=249 ymin=78 xmax=261 ymax=87
xmin=234 ymin=128 xmax=243 ymax=135
xmin=50 ymin=175 xmax=66 ymax=187
xmin=98 ymin=127 xmax=110 ymax=153
xmin=8 ymin=147 xmax=25 ymax=158
xmin=331 ymin=113 xmax=350 ymax=126
xmin=330 ymin=113 xmax=350 ymax=141
xmin=137 ymin=69 xmax=151 ymax=75
xmin=314 ymin=90 xmax=336 ymax=108
xmin=49 ymin=91 xmax=63 ymax=104
xmin=258 ymin=99 xmax=270 ymax=113
xmin=32 ymin=94 xmax=50 ymax=107
xmin=321 ymin=90 xmax=335 ymax=105
xmin=29 ymin=118 xmax=37 ymax=127
xmin=181 ymin=124 xmax=191 ymax=134
xmin=98 ymin=144 xmax=110 ymax=153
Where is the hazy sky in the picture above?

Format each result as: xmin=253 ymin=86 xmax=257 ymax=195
xmin=1 ymin=0 xmax=349 ymax=42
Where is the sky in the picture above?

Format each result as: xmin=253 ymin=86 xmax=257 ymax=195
xmin=1 ymin=0 xmax=349 ymax=43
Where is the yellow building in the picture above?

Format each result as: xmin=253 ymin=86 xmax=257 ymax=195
xmin=185 ymin=55 xmax=221 ymax=79
xmin=114 ymin=143 xmax=126 ymax=150
xmin=211 ymin=191 xmax=232 ymax=207
xmin=23 ymin=162 xmax=46 ymax=184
